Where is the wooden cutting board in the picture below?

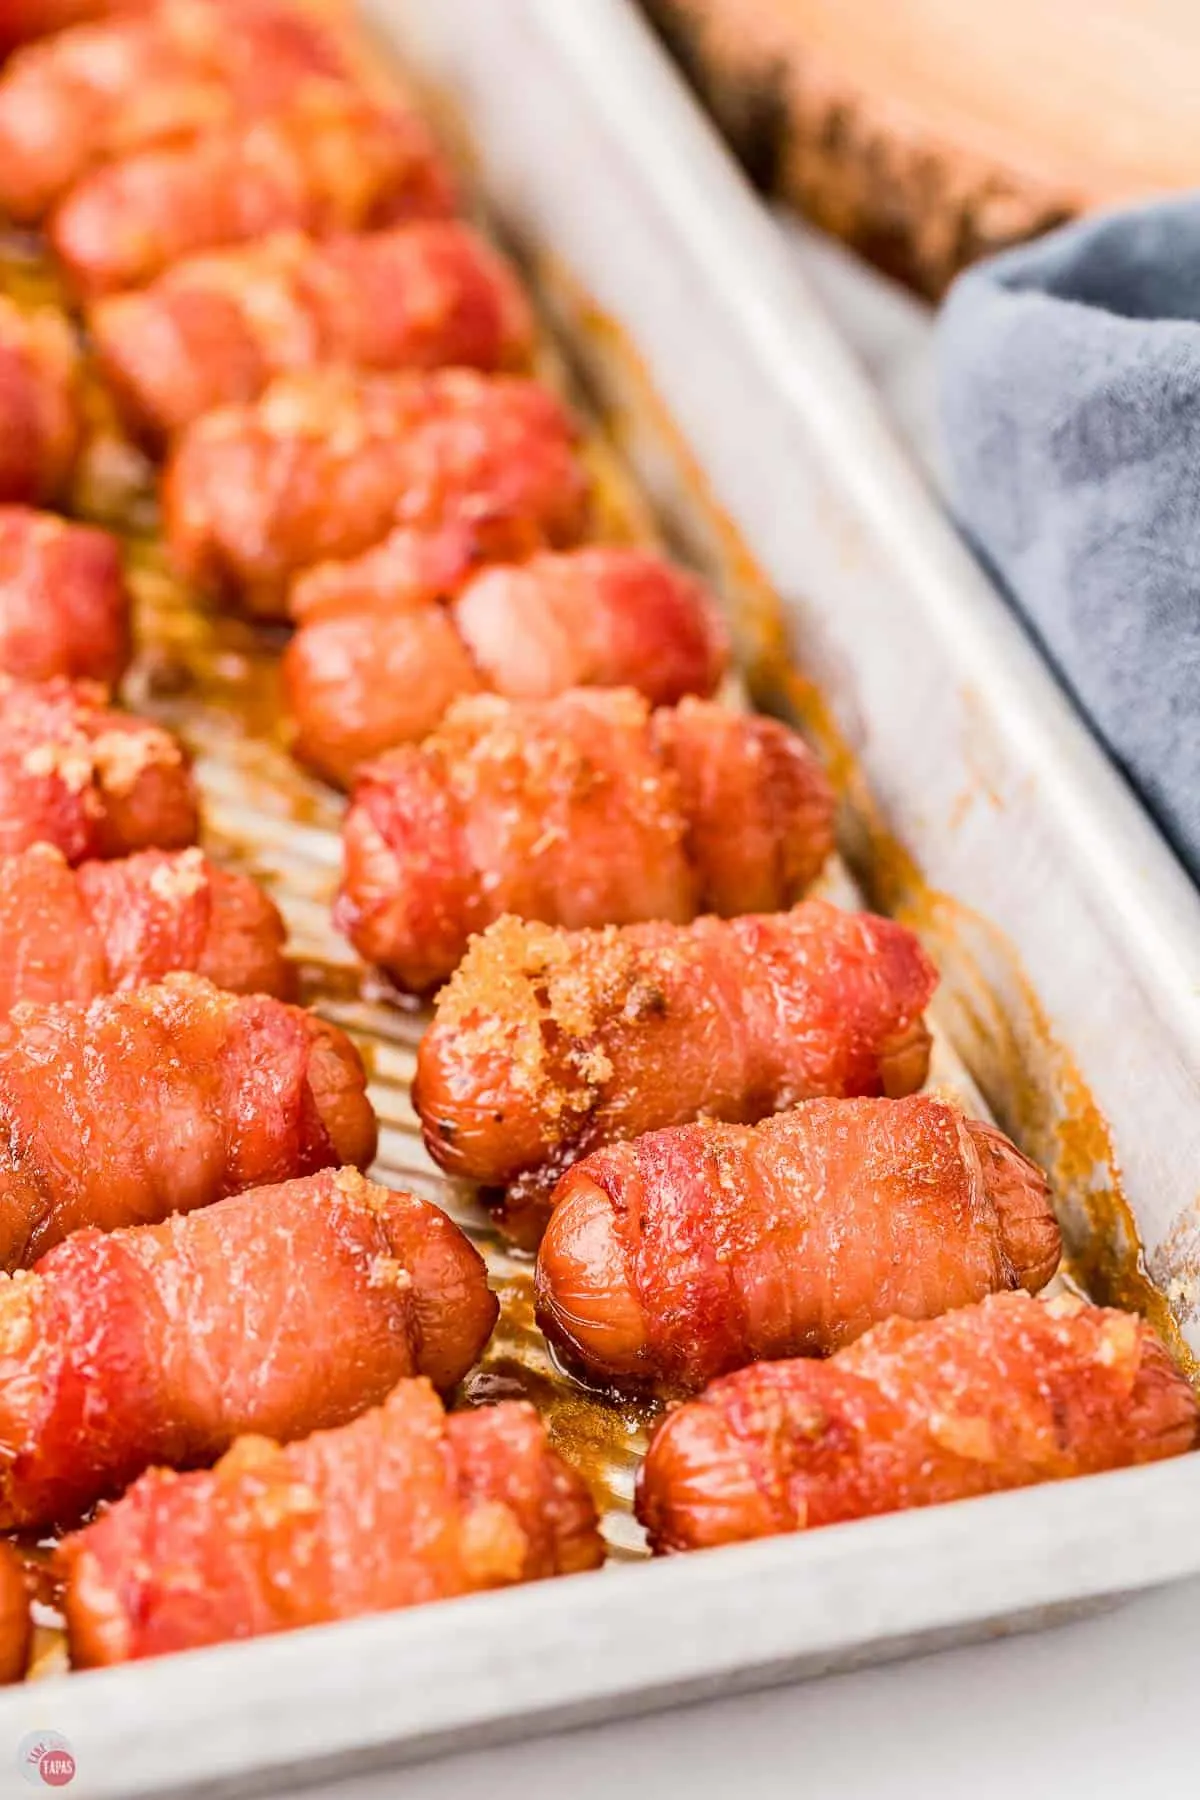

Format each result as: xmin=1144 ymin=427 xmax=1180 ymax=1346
xmin=644 ymin=0 xmax=1200 ymax=294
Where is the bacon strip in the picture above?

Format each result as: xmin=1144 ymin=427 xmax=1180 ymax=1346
xmin=52 ymin=85 xmax=457 ymax=298
xmin=0 ymin=298 xmax=80 ymax=506
xmin=414 ymin=901 xmax=938 ymax=1237
xmin=0 ymin=842 xmax=290 ymax=1011
xmin=93 ymin=222 xmax=534 ymax=443
xmin=62 ymin=1380 xmax=605 ymax=1665
xmin=0 ymin=674 xmax=199 ymax=862
xmin=286 ymin=545 xmax=731 ymax=788
xmin=636 ymin=1292 xmax=1200 ymax=1552
xmin=0 ymin=507 xmax=130 ymax=685
xmin=536 ymin=1097 xmax=1062 ymax=1390
xmin=448 ymin=548 xmax=731 ymax=708
xmin=0 ymin=971 xmax=376 ymax=1268
xmin=0 ymin=0 xmax=351 ymax=224
xmin=0 ymin=1167 xmax=496 ymax=1527
xmin=164 ymin=368 xmax=587 ymax=616
xmin=338 ymin=690 xmax=835 ymax=990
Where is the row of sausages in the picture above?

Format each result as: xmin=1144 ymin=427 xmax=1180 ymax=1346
xmin=0 ymin=843 xmax=1185 ymax=1663
xmin=0 ymin=0 xmax=755 ymax=852
xmin=0 ymin=0 xmax=455 ymax=293
xmin=0 ymin=1065 xmax=1188 ymax=1672
xmin=0 ymin=666 xmax=1180 ymax=1663
xmin=0 ymin=0 xmax=742 ymax=800
xmin=5 ymin=1288 xmax=1188 ymax=1669
xmin=0 ymin=496 xmax=736 ymax=791
xmin=0 ymin=0 xmax=624 ymax=1678
xmin=0 ymin=0 xmax=1194 ymax=1688
xmin=0 ymin=971 xmax=609 ymax=1671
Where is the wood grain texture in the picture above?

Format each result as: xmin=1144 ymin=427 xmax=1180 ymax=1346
xmin=643 ymin=0 xmax=1200 ymax=294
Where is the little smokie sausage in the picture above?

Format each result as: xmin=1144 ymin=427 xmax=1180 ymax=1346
xmin=62 ymin=1379 xmax=605 ymax=1665
xmin=636 ymin=1292 xmax=1200 ymax=1551
xmin=0 ymin=299 xmax=80 ymax=506
xmin=164 ymin=367 xmax=587 ymax=616
xmin=338 ymin=690 xmax=835 ymax=990
xmin=0 ymin=508 xmax=130 ymax=685
xmin=536 ymin=1097 xmax=1062 ymax=1390
xmin=0 ymin=843 xmax=290 ymax=1011
xmin=414 ymin=901 xmax=937 ymax=1235
xmin=52 ymin=86 xmax=457 ymax=298
xmin=93 ymin=221 xmax=534 ymax=443
xmin=0 ymin=674 xmax=199 ymax=861
xmin=0 ymin=972 xmax=376 ymax=1267
xmin=0 ymin=1167 xmax=496 ymax=1527
xmin=449 ymin=547 xmax=731 ymax=704
xmin=0 ymin=0 xmax=351 ymax=223
xmin=285 ymin=544 xmax=729 ymax=788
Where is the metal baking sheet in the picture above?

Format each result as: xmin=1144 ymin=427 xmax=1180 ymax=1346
xmin=4 ymin=1 xmax=1200 ymax=1794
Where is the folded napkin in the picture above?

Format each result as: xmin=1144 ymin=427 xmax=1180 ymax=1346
xmin=937 ymin=196 xmax=1200 ymax=881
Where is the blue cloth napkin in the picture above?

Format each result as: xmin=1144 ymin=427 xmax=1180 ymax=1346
xmin=936 ymin=195 xmax=1200 ymax=882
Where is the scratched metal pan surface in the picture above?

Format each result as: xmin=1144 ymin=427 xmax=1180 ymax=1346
xmin=3 ymin=1 xmax=1200 ymax=1795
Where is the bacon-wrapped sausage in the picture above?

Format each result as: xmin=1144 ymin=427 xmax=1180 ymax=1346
xmin=62 ymin=1378 xmax=605 ymax=1665
xmin=288 ymin=580 xmax=483 ymax=788
xmin=0 ymin=298 xmax=79 ymax=506
xmin=450 ymin=547 xmax=731 ymax=704
xmin=636 ymin=1292 xmax=1200 ymax=1552
xmin=0 ymin=843 xmax=290 ymax=1012
xmin=0 ymin=1167 xmax=496 ymax=1528
xmin=537 ymin=1097 xmax=1062 ymax=1391
xmin=0 ymin=1544 xmax=29 ymax=1685
xmin=414 ymin=901 xmax=938 ymax=1236
xmin=165 ymin=368 xmax=587 ymax=616
xmin=0 ymin=971 xmax=376 ymax=1268
xmin=0 ymin=507 xmax=129 ymax=684
xmin=285 ymin=545 xmax=731 ymax=787
xmin=0 ymin=0 xmax=350 ymax=224
xmin=93 ymin=222 xmax=534 ymax=444
xmin=52 ymin=86 xmax=457 ymax=299
xmin=339 ymin=691 xmax=835 ymax=991
xmin=0 ymin=674 xmax=199 ymax=861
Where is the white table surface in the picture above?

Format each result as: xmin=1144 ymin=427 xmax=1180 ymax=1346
xmin=304 ymin=223 xmax=1198 ymax=1800
xmin=322 ymin=1576 xmax=1200 ymax=1800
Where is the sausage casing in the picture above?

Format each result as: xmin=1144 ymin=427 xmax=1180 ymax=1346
xmin=0 ymin=1167 xmax=496 ymax=1527
xmin=536 ymin=1096 xmax=1062 ymax=1389
xmin=637 ymin=1292 xmax=1200 ymax=1550
xmin=0 ymin=971 xmax=376 ymax=1267
xmin=93 ymin=221 xmax=534 ymax=442
xmin=338 ymin=690 xmax=835 ymax=990
xmin=164 ymin=368 xmax=587 ymax=615
xmin=0 ymin=300 xmax=80 ymax=506
xmin=285 ymin=544 xmax=729 ymax=787
xmin=62 ymin=1380 xmax=604 ymax=1665
xmin=0 ymin=843 xmax=290 ymax=1012
xmin=0 ymin=674 xmax=199 ymax=862
xmin=0 ymin=507 xmax=130 ymax=685
xmin=414 ymin=901 xmax=937 ymax=1233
